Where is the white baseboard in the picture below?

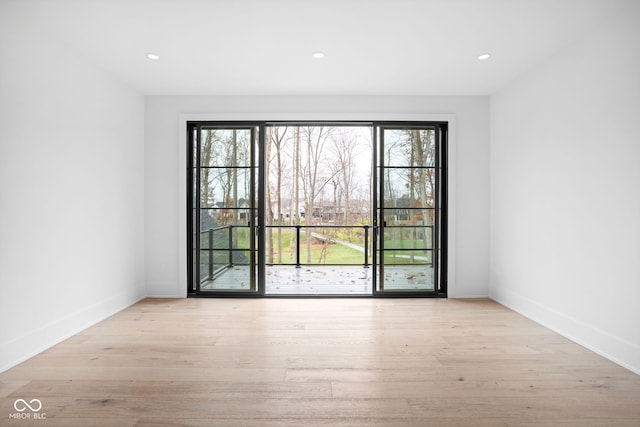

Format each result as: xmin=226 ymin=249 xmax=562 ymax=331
xmin=490 ymin=288 xmax=640 ymax=376
xmin=145 ymin=294 xmax=187 ymax=298
xmin=450 ymin=293 xmax=490 ymax=299
xmin=0 ymin=290 xmax=145 ymax=373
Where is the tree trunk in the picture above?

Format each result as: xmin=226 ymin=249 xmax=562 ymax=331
xmin=276 ymin=130 xmax=283 ymax=264
xmin=265 ymin=128 xmax=273 ymax=264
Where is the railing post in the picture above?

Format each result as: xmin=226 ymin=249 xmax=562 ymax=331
xmin=296 ymin=224 xmax=301 ymax=268
xmin=208 ymin=228 xmax=214 ymax=279
xmin=228 ymin=224 xmax=233 ymax=267
xmin=364 ymin=225 xmax=369 ymax=268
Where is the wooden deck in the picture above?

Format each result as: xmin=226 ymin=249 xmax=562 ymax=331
xmin=1 ymin=298 xmax=639 ymax=426
xmin=200 ymin=266 xmax=435 ymax=294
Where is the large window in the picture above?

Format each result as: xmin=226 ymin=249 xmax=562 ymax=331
xmin=187 ymin=122 xmax=447 ymax=297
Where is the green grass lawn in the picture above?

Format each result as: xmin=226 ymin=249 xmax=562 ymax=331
xmin=266 ymin=229 xmax=369 ymax=264
xmin=201 ymin=227 xmax=434 ymax=268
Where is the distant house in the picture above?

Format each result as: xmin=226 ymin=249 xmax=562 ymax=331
xmin=211 ymin=198 xmax=251 ymax=223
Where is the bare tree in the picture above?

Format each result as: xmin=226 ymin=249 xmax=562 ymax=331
xmin=219 ymin=130 xmax=239 ymax=226
xmin=202 ymin=130 xmax=251 ymax=236
xmin=265 ymin=127 xmax=274 ymax=263
xmin=289 ymin=127 xmax=301 ymax=262
xmin=300 ymin=126 xmax=339 ymax=263
xmin=402 ymin=129 xmax=436 ymax=263
xmin=410 ymin=129 xmax=434 ymax=212
xmin=200 ymin=129 xmax=216 ymax=208
xmin=269 ymin=126 xmax=288 ymax=263
xmin=330 ymin=130 xmax=361 ymax=226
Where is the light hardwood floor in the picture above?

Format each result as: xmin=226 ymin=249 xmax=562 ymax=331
xmin=1 ymin=298 xmax=639 ymax=426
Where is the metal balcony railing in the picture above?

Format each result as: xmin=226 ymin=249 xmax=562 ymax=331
xmin=200 ymin=223 xmax=434 ymax=283
xmin=265 ymin=225 xmax=372 ymax=268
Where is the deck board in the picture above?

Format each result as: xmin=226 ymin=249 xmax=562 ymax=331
xmin=200 ymin=266 xmax=435 ymax=294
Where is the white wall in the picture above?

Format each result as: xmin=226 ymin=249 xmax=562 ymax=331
xmin=490 ymin=6 xmax=640 ymax=373
xmin=0 ymin=7 xmax=146 ymax=371
xmin=144 ymin=95 xmax=490 ymax=298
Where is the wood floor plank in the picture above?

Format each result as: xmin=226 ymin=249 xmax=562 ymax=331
xmin=1 ymin=297 xmax=639 ymax=426
xmin=10 ymin=379 xmax=333 ymax=399
xmin=133 ymin=419 xmax=640 ymax=427
xmin=0 ymin=380 xmax=30 ymax=399
xmin=42 ymin=396 xmax=414 ymax=421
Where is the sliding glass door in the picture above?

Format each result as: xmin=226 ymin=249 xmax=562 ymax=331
xmin=188 ymin=125 xmax=260 ymax=294
xmin=373 ymin=124 xmax=447 ymax=295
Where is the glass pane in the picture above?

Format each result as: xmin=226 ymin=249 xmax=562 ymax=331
xmin=382 ymin=226 xmax=433 ymax=250
xmin=199 ymin=250 xmax=230 ymax=280
xmin=383 ymin=128 xmax=435 ymax=167
xmin=305 ymin=227 xmax=370 ymax=265
xmin=264 ymin=226 xmax=372 ymax=266
xmin=200 ymin=128 xmax=252 ymax=167
xmin=191 ymin=209 xmax=198 ymax=246
xmin=199 ymin=249 xmax=254 ymax=291
xmin=383 ymin=168 xmax=436 ymax=211
xmin=383 ymin=209 xmax=435 ymax=227
xmin=192 ymin=169 xmax=198 ymax=208
xmin=193 ymin=249 xmax=202 ymax=283
xmin=200 ymin=249 xmax=251 ymax=266
xmin=199 ymin=220 xmax=253 ymax=250
xmin=199 ymin=207 xmax=253 ymax=228
xmin=200 ymin=167 xmax=251 ymax=209
xmin=265 ymin=226 xmax=297 ymax=265
xmin=377 ymin=264 xmax=435 ymax=291
xmin=378 ymin=249 xmax=432 ymax=265
xmin=193 ymin=127 xmax=199 ymax=166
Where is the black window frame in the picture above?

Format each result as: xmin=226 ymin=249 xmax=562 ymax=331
xmin=187 ymin=120 xmax=447 ymax=298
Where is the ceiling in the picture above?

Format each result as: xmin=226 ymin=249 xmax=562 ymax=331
xmin=3 ymin=0 xmax=632 ymax=96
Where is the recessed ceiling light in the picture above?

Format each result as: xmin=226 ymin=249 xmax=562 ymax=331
xmin=477 ymin=53 xmax=491 ymax=60
xmin=312 ymin=52 xmax=325 ymax=59
xmin=146 ymin=53 xmax=160 ymax=60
